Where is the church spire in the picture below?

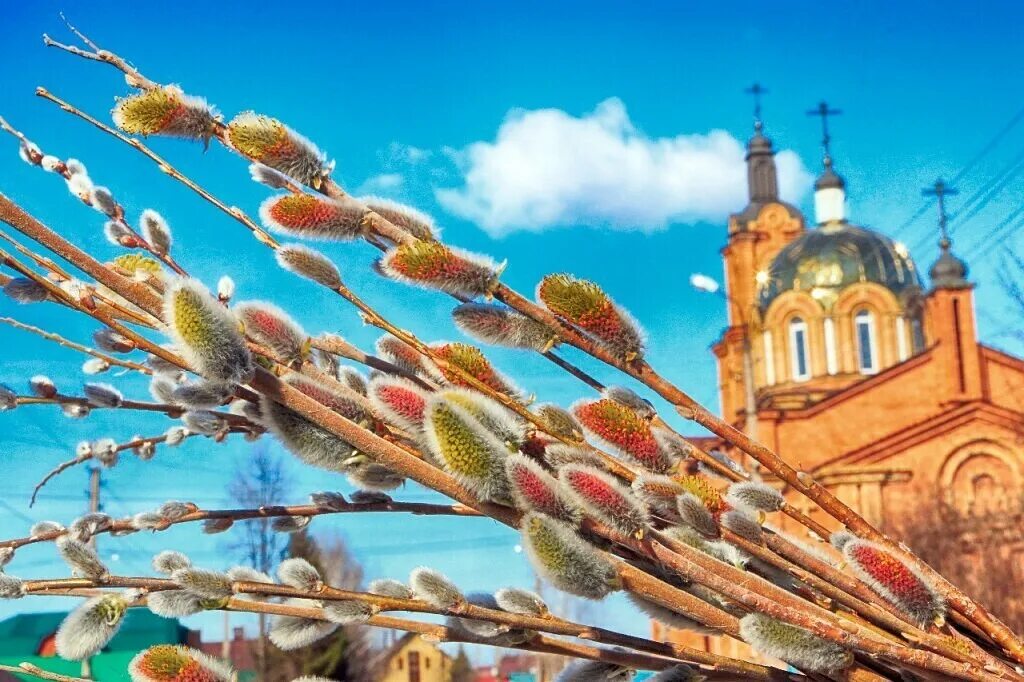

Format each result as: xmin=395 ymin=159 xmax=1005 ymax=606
xmin=924 ymin=178 xmax=970 ymax=289
xmin=744 ymin=83 xmax=779 ymax=203
xmin=807 ymin=100 xmax=846 ymax=225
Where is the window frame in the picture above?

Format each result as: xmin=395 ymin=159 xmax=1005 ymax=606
xmin=788 ymin=317 xmax=811 ymax=382
xmin=855 ymin=309 xmax=879 ymax=374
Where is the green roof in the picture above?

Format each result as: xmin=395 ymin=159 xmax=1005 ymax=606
xmin=0 ymin=610 xmax=188 ymax=656
xmin=0 ymin=651 xmax=137 ymax=681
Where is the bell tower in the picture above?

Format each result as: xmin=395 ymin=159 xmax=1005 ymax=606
xmin=715 ymin=85 xmax=805 ymax=432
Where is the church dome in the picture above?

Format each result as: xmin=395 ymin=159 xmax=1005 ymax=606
xmin=929 ymin=246 xmax=970 ymax=289
xmin=757 ymin=223 xmax=923 ymax=313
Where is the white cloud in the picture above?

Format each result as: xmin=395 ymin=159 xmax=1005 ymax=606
xmin=356 ymin=172 xmax=405 ymax=196
xmin=387 ymin=142 xmax=432 ymax=165
xmin=435 ymin=98 xmax=811 ymax=237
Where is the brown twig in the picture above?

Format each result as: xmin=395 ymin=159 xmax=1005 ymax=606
xmin=0 ymin=111 xmax=188 ymax=276
xmin=0 ymin=192 xmax=992 ymax=677
xmin=1 ymin=499 xmax=481 ymax=551
xmin=39 ymin=37 xmax=1016 ymax=663
xmin=32 ymin=88 xmax=641 ymax=485
xmin=0 ymin=316 xmax=152 ymax=374
xmin=17 ymin=575 xmax=783 ymax=680
xmin=0 ymin=663 xmax=89 ymax=682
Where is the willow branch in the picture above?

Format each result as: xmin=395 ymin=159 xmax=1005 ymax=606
xmin=0 ymin=192 xmax=986 ymax=675
xmin=17 ymin=575 xmax=784 ymax=680
xmin=1 ymin=499 xmax=480 ymax=551
xmin=310 ymin=334 xmax=436 ymax=390
xmin=0 ymin=663 xmax=89 ymax=682
xmin=32 ymin=88 xmax=641 ymax=485
xmin=0 ymin=316 xmax=152 ymax=374
xmin=45 ymin=70 xmax=1013 ymax=664
xmin=29 ymin=429 xmax=248 ymax=507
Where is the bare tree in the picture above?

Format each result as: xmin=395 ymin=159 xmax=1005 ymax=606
xmin=890 ymin=499 xmax=1024 ymax=634
xmin=264 ymin=531 xmax=374 ymax=682
xmin=227 ymin=445 xmax=292 ymax=679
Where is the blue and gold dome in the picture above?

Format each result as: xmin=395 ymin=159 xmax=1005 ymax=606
xmin=757 ymin=223 xmax=923 ymax=313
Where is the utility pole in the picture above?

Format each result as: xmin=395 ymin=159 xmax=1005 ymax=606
xmin=82 ymin=466 xmax=101 ymax=680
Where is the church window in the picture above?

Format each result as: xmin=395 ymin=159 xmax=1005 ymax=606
xmin=789 ymin=317 xmax=810 ymax=382
xmin=762 ymin=331 xmax=775 ymax=385
xmin=823 ymin=317 xmax=838 ymax=375
xmin=855 ymin=310 xmax=878 ymax=374
xmin=895 ymin=316 xmax=909 ymax=361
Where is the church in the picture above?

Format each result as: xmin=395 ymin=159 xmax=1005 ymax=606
xmin=656 ymin=102 xmax=1024 ymax=660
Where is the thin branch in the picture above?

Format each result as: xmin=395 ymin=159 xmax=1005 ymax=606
xmin=0 ymin=112 xmax=188 ymax=276
xmin=37 ymin=36 xmax=1014 ymax=659
xmin=33 ymin=88 xmax=640 ymax=485
xmin=17 ymin=576 xmax=785 ymax=680
xmin=1 ymin=499 xmax=480 ymax=550
xmin=0 ymin=193 xmax=989 ymax=677
xmin=0 ymin=663 xmax=89 ymax=682
xmin=0 ymin=316 xmax=152 ymax=374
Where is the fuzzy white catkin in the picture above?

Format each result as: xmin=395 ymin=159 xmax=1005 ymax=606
xmin=30 ymin=520 xmax=64 ymax=538
xmin=68 ymin=174 xmax=96 ymax=201
xmin=55 ymin=594 xmax=127 ymax=660
xmin=309 ymin=491 xmax=347 ymax=510
xmin=56 ymin=536 xmax=108 ymax=579
xmin=217 ymin=275 xmax=235 ymax=301
xmin=29 ymin=375 xmax=57 ymax=398
xmin=494 ymin=587 xmax=548 ymax=616
xmin=147 ymin=590 xmax=206 ymax=618
xmin=82 ymin=358 xmax=111 ymax=375
xmin=555 ymin=660 xmax=632 ymax=682
xmin=323 ymin=600 xmax=375 ymax=625
xmin=278 ymin=558 xmax=323 ymax=591
xmin=203 ymin=518 xmax=233 ymax=534
xmin=268 ymin=598 xmax=338 ymax=650
xmin=159 ymin=501 xmax=196 ymax=520
xmin=226 ymin=566 xmax=274 ymax=585
xmin=449 ymin=592 xmax=509 ymax=638
xmin=410 ymin=567 xmax=464 ymax=609
xmin=140 ymin=209 xmax=173 ymax=255
xmin=153 ymin=550 xmax=192 ymax=574
xmin=0 ymin=573 xmax=25 ymax=599
xmin=131 ymin=512 xmax=166 ymax=529
xmin=726 ymin=481 xmax=785 ymax=513
xmin=173 ymin=567 xmax=233 ymax=599
xmin=368 ymin=579 xmax=413 ymax=600
xmin=164 ymin=426 xmax=189 ymax=446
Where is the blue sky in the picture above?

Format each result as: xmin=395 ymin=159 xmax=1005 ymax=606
xmin=2 ymin=0 xmax=1024 ymax=660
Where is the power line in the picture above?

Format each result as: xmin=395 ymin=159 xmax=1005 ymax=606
xmin=948 ymin=148 xmax=1024 ymax=231
xmin=895 ymin=102 xmax=1024 ymax=238
xmin=965 ymin=207 xmax=1024 ymax=262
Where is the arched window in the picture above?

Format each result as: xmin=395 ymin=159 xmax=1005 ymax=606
xmin=855 ymin=310 xmax=878 ymax=374
xmin=823 ymin=317 xmax=838 ymax=375
xmin=762 ymin=331 xmax=775 ymax=386
xmin=788 ymin=317 xmax=810 ymax=382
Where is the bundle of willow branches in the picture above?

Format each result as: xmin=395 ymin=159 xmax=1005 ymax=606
xmin=0 ymin=18 xmax=1019 ymax=682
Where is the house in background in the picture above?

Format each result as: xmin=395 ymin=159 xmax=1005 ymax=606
xmin=0 ymin=609 xmax=190 ymax=681
xmin=374 ymin=632 xmax=451 ymax=682
xmin=472 ymin=653 xmax=540 ymax=681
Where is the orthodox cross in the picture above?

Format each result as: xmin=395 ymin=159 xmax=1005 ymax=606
xmin=806 ymin=100 xmax=842 ymax=162
xmin=745 ymin=82 xmax=768 ymax=130
xmin=922 ymin=178 xmax=958 ymax=247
